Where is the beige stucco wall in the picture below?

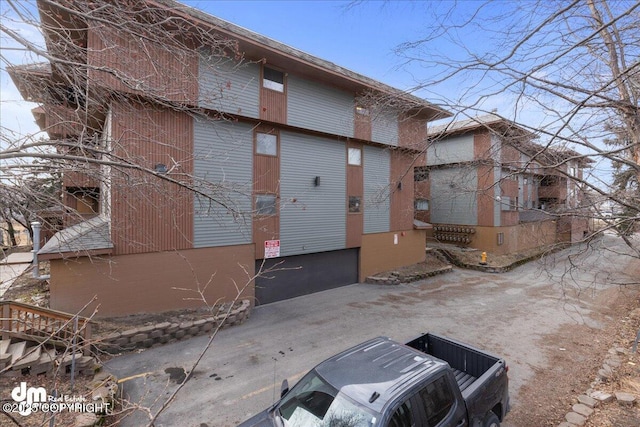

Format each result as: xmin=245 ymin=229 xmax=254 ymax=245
xmin=49 ymin=244 xmax=255 ymax=317
xmin=360 ymin=230 xmax=426 ymax=280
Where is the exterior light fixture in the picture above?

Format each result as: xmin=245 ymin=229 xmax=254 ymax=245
xmin=154 ymin=163 xmax=168 ymax=174
xmin=314 ymin=176 xmax=320 ymax=186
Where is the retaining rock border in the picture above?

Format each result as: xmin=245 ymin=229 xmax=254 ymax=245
xmin=557 ymin=346 xmax=637 ymax=426
xmin=94 ymin=300 xmax=251 ymax=354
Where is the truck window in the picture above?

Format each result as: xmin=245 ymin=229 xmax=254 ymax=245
xmin=388 ymin=400 xmax=414 ymax=427
xmin=419 ymin=375 xmax=455 ymax=426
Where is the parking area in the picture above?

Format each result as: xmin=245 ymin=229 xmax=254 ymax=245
xmin=105 ymin=234 xmax=639 ymax=426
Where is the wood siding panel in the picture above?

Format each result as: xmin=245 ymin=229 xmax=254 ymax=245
xmin=474 ymin=131 xmax=492 ymax=160
xmin=253 ymin=125 xmax=280 ymax=259
xmin=260 ymin=88 xmax=287 ymax=123
xmin=399 ymin=114 xmax=427 ymax=150
xmin=287 ymin=75 xmax=354 ymax=137
xmin=390 ymin=150 xmax=415 ymax=231
xmin=87 ymin=24 xmax=197 ymax=104
xmin=477 ymin=165 xmax=495 ymax=226
xmin=44 ymin=105 xmax=83 ymax=138
xmin=253 ymin=155 xmax=279 ymax=194
xmin=346 ymin=142 xmax=363 ymax=248
xmin=63 ymin=171 xmax=99 ymax=189
xmin=354 ymin=109 xmax=372 ymax=141
xmin=110 ymin=103 xmax=194 ymax=255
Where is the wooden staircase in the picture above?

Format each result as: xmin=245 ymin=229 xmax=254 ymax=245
xmin=0 ymin=301 xmax=96 ymax=377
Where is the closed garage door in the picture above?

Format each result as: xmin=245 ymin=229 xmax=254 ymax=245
xmin=254 ymin=248 xmax=358 ymax=305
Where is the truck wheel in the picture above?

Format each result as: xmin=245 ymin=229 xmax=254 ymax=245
xmin=483 ymin=412 xmax=500 ymax=427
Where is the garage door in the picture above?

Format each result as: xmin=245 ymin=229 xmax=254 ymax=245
xmin=254 ymin=248 xmax=358 ymax=305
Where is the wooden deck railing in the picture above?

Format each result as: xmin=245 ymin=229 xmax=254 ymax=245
xmin=0 ymin=301 xmax=92 ymax=353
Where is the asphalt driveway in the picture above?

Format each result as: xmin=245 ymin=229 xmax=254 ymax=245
xmin=105 ymin=233 xmax=638 ymax=426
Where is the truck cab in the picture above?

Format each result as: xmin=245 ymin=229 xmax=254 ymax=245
xmin=239 ymin=335 xmax=509 ymax=427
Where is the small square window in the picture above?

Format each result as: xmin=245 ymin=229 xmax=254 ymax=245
xmin=414 ymin=167 xmax=429 ymax=181
xmin=256 ymin=133 xmax=277 ymax=156
xmin=355 ymin=105 xmax=369 ymax=116
xmin=349 ymin=196 xmax=361 ymax=213
xmin=263 ymin=67 xmax=284 ymax=92
xmin=256 ymin=194 xmax=277 ymax=215
xmin=348 ymin=147 xmax=362 ymax=166
xmin=414 ymin=199 xmax=429 ymax=211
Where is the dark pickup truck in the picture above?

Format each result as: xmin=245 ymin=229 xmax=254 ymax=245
xmin=238 ymin=333 xmax=509 ymax=427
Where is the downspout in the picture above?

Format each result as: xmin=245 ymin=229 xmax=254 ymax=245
xmin=31 ymin=221 xmax=51 ymax=280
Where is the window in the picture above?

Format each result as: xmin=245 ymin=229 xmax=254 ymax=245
xmin=67 ymin=187 xmax=99 ymax=215
xmin=255 ymin=194 xmax=277 ymax=215
xmin=415 ymin=199 xmax=429 ymax=211
xmin=497 ymin=232 xmax=504 ymax=246
xmin=355 ymin=105 xmax=369 ymax=116
xmin=348 ymin=147 xmax=362 ymax=166
xmin=263 ymin=67 xmax=284 ymax=92
xmin=349 ymin=196 xmax=362 ymax=213
xmin=256 ymin=132 xmax=277 ymax=156
xmin=419 ymin=375 xmax=454 ymax=427
xmin=414 ymin=167 xmax=429 ymax=182
xmin=388 ymin=400 xmax=414 ymax=427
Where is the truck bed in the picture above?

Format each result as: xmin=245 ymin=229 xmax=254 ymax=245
xmin=406 ymin=332 xmax=501 ymax=396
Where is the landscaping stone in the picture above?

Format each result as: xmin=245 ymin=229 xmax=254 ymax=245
xmin=577 ymin=395 xmax=597 ymax=408
xmin=590 ymin=390 xmax=614 ymax=403
xmin=565 ymin=411 xmax=586 ymax=426
xmin=572 ymin=403 xmax=594 ymax=417
xmin=615 ymin=391 xmax=636 ymax=406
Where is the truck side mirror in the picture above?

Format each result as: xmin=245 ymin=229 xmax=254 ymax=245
xmin=280 ymin=379 xmax=289 ymax=398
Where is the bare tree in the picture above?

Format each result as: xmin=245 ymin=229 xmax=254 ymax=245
xmin=0 ymin=1 xmax=270 ymax=424
xmin=393 ymin=0 xmax=639 ymax=243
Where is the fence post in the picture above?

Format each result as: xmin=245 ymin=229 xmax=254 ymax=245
xmin=1 ymin=303 xmax=9 ymax=341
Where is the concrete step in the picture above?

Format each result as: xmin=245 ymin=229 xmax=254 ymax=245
xmin=13 ymin=345 xmax=41 ymax=369
xmin=8 ymin=341 xmax=26 ymax=364
xmin=37 ymin=347 xmax=57 ymax=364
xmin=0 ymin=339 xmax=10 ymax=354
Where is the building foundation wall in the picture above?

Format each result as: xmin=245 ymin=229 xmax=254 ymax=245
xmin=360 ymin=230 xmax=426 ymax=281
xmin=49 ymin=245 xmax=255 ymax=318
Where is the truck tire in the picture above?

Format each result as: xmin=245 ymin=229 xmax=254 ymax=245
xmin=483 ymin=412 xmax=500 ymax=427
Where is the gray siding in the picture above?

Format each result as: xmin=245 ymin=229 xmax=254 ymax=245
xmin=280 ymin=131 xmax=346 ymax=256
xmin=193 ymin=119 xmax=253 ymax=247
xmin=430 ymin=167 xmax=478 ymax=225
xmin=493 ymin=165 xmax=501 ymax=226
xmin=371 ymin=109 xmax=398 ymax=146
xmin=198 ymin=53 xmax=260 ymax=118
xmin=363 ymin=145 xmax=390 ymax=233
xmin=427 ymin=134 xmax=475 ymax=166
xmin=287 ymin=75 xmax=354 ymax=138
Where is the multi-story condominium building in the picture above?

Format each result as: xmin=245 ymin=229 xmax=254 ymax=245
xmin=10 ymin=0 xmax=449 ymax=316
xmin=415 ymin=114 xmax=591 ymax=255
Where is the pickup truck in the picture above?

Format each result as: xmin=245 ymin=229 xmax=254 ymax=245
xmin=238 ymin=333 xmax=509 ymax=427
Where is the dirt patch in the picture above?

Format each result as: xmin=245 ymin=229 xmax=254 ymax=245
xmin=508 ymin=287 xmax=640 ymax=427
